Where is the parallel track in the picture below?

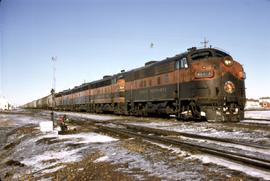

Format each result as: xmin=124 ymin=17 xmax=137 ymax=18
xmin=5 ymin=110 xmax=270 ymax=172
xmin=39 ymin=111 xmax=270 ymax=150
xmin=243 ymin=118 xmax=270 ymax=122
xmin=119 ymin=123 xmax=270 ymax=150
xmin=98 ymin=125 xmax=270 ymax=171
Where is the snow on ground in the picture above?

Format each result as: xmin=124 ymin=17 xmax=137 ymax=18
xmin=146 ymin=141 xmax=270 ymax=180
xmin=181 ymin=136 xmax=270 ymax=155
xmin=2 ymin=111 xmax=270 ymax=180
xmin=44 ymin=130 xmax=118 ymax=144
xmin=21 ymin=147 xmax=85 ymax=173
xmin=96 ymin=142 xmax=202 ymax=180
xmin=145 ymin=140 xmax=190 ymax=157
xmin=6 ymin=129 xmax=118 ymax=178
xmin=11 ymin=129 xmax=204 ymax=180
xmin=245 ymin=110 xmax=270 ymax=119
xmin=110 ymin=139 xmax=270 ymax=181
xmin=54 ymin=111 xmax=119 ymax=121
xmin=0 ymin=114 xmax=47 ymax=126
xmin=128 ymin=121 xmax=268 ymax=142
xmin=190 ymin=154 xmax=270 ymax=180
xmin=241 ymin=120 xmax=270 ymax=124
xmin=128 ymin=118 xmax=270 ymax=147
xmin=94 ymin=155 xmax=109 ymax=163
xmin=0 ymin=114 xmax=48 ymax=127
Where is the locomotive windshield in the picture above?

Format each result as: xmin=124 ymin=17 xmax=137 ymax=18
xmin=214 ymin=50 xmax=230 ymax=57
xmin=191 ymin=51 xmax=213 ymax=60
xmin=191 ymin=49 xmax=231 ymax=61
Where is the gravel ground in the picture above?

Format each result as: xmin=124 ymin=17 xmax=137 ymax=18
xmin=0 ymin=110 xmax=269 ymax=180
xmin=0 ymin=125 xmax=262 ymax=181
xmin=0 ymin=127 xmax=12 ymax=149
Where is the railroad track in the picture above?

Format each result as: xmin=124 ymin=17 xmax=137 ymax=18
xmin=0 ymin=111 xmax=34 ymax=116
xmin=97 ymin=123 xmax=270 ymax=171
xmin=13 ymin=111 xmax=270 ymax=171
xmin=118 ymin=123 xmax=270 ymax=150
xmin=243 ymin=118 xmax=270 ymax=122
xmin=53 ymin=113 xmax=269 ymax=150
xmin=39 ymin=111 xmax=270 ymax=150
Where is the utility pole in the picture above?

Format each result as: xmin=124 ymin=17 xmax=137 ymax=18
xmin=51 ymin=56 xmax=57 ymax=127
xmin=0 ymin=11 xmax=3 ymax=97
xmin=51 ymin=56 xmax=57 ymax=92
xmin=0 ymin=61 xmax=1 ymax=97
xmin=200 ymin=38 xmax=209 ymax=48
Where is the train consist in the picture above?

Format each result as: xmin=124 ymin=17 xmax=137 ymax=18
xmin=23 ymin=47 xmax=246 ymax=122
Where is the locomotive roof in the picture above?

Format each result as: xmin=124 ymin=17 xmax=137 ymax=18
xmin=127 ymin=46 xmax=228 ymax=73
xmin=89 ymin=72 xmax=124 ymax=88
xmin=72 ymin=82 xmax=91 ymax=91
xmin=123 ymin=51 xmax=188 ymax=75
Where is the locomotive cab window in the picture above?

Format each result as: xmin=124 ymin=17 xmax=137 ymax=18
xmin=176 ymin=57 xmax=188 ymax=69
xmin=191 ymin=51 xmax=212 ymax=60
xmin=214 ymin=50 xmax=230 ymax=57
xmin=112 ymin=78 xmax=117 ymax=84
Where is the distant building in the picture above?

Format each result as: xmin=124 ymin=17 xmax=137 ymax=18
xmin=259 ymin=97 xmax=270 ymax=108
xmin=0 ymin=97 xmax=9 ymax=110
xmin=245 ymin=98 xmax=261 ymax=110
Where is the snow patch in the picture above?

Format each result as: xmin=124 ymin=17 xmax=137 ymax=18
xmin=146 ymin=141 xmax=190 ymax=157
xmin=245 ymin=110 xmax=270 ymax=119
xmin=190 ymin=154 xmax=270 ymax=180
xmin=180 ymin=136 xmax=270 ymax=155
xmin=18 ymin=131 xmax=118 ymax=176
xmin=241 ymin=120 xmax=270 ymax=124
xmin=55 ymin=111 xmax=118 ymax=121
xmin=128 ymin=121 xmax=269 ymax=145
xmin=0 ymin=114 xmax=48 ymax=127
xmin=94 ymin=156 xmax=109 ymax=163
xmin=42 ymin=165 xmax=65 ymax=174
xmin=56 ymin=132 xmax=118 ymax=144
xmin=21 ymin=147 xmax=86 ymax=172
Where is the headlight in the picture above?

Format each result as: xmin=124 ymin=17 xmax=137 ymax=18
xmin=195 ymin=71 xmax=213 ymax=78
xmin=224 ymin=59 xmax=233 ymax=66
xmin=224 ymin=81 xmax=235 ymax=94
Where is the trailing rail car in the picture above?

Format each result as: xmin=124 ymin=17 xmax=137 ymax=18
xmin=23 ymin=47 xmax=246 ymax=122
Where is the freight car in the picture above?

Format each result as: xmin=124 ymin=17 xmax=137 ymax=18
xmin=36 ymin=95 xmax=53 ymax=109
xmin=24 ymin=47 xmax=246 ymax=122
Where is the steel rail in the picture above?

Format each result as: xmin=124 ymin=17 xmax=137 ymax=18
xmin=120 ymin=123 xmax=270 ymax=150
xmin=243 ymin=118 xmax=270 ymax=122
xmin=99 ymin=125 xmax=270 ymax=171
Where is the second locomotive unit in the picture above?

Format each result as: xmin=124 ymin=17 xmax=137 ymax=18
xmin=24 ymin=47 xmax=246 ymax=122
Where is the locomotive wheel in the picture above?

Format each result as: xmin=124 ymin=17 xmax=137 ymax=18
xmin=134 ymin=104 xmax=139 ymax=116
xmin=189 ymin=101 xmax=201 ymax=120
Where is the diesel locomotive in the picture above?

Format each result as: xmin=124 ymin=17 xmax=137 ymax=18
xmin=23 ymin=47 xmax=246 ymax=122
